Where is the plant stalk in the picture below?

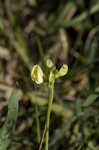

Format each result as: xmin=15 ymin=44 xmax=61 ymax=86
xmin=35 ymin=105 xmax=41 ymax=143
xmin=45 ymin=81 xmax=54 ymax=150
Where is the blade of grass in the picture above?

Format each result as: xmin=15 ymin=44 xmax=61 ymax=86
xmin=0 ymin=84 xmax=73 ymax=118
xmin=35 ymin=105 xmax=41 ymax=143
xmin=7 ymin=8 xmax=33 ymax=70
xmin=28 ymin=92 xmax=73 ymax=119
xmin=0 ymin=12 xmax=33 ymax=71
xmin=0 ymin=87 xmax=18 ymax=150
xmin=36 ymin=37 xmax=44 ymax=62
xmin=61 ymin=2 xmax=99 ymax=27
xmin=83 ymin=94 xmax=98 ymax=107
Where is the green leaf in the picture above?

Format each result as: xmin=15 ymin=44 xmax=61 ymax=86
xmin=83 ymin=94 xmax=98 ymax=107
xmin=0 ymin=87 xmax=18 ymax=150
xmin=95 ymin=86 xmax=99 ymax=93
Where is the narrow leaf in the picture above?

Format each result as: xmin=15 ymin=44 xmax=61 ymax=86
xmin=83 ymin=94 xmax=98 ymax=107
xmin=0 ymin=87 xmax=18 ymax=150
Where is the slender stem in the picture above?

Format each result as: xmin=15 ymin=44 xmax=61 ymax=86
xmin=45 ymin=81 xmax=54 ymax=150
xmin=36 ymin=37 xmax=44 ymax=61
xmin=39 ymin=123 xmax=46 ymax=150
xmin=35 ymin=105 xmax=41 ymax=143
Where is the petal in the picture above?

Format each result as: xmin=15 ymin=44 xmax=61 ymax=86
xmin=55 ymin=64 xmax=68 ymax=78
xmin=31 ymin=65 xmax=44 ymax=84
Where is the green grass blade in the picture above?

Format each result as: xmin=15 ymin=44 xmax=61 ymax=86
xmin=0 ymin=88 xmax=18 ymax=150
xmin=61 ymin=2 xmax=99 ymax=27
xmin=83 ymin=94 xmax=98 ymax=107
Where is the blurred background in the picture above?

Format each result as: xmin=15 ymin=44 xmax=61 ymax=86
xmin=0 ymin=0 xmax=99 ymax=150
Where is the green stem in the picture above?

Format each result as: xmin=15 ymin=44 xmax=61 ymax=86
xmin=45 ymin=81 xmax=54 ymax=150
xmin=35 ymin=105 xmax=41 ymax=143
xmin=36 ymin=37 xmax=44 ymax=61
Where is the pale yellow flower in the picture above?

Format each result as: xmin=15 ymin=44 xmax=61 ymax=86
xmin=31 ymin=65 xmax=44 ymax=84
xmin=55 ymin=64 xmax=68 ymax=78
xmin=46 ymin=59 xmax=54 ymax=68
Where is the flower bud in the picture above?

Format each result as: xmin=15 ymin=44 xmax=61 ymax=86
xmin=46 ymin=59 xmax=54 ymax=68
xmin=55 ymin=64 xmax=68 ymax=78
xmin=31 ymin=65 xmax=44 ymax=84
xmin=49 ymin=71 xmax=55 ymax=85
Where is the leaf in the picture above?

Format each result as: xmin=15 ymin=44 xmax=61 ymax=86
xmin=95 ymin=86 xmax=99 ymax=93
xmin=83 ymin=94 xmax=98 ymax=107
xmin=0 ymin=87 xmax=18 ymax=150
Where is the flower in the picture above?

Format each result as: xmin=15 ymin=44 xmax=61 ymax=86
xmin=31 ymin=65 xmax=44 ymax=84
xmin=55 ymin=64 xmax=68 ymax=78
xmin=46 ymin=59 xmax=54 ymax=68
